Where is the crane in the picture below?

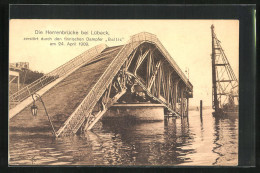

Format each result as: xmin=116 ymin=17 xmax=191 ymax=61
xmin=211 ymin=25 xmax=239 ymax=115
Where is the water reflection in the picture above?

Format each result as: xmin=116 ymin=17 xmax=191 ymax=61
xmin=9 ymin=109 xmax=238 ymax=166
xmin=212 ymin=114 xmax=238 ymax=165
xmin=98 ymin=116 xmax=193 ymax=165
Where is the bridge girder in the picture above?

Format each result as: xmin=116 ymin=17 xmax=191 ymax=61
xmin=56 ymin=33 xmax=193 ymax=137
xmin=62 ymin=42 xmax=192 ymax=136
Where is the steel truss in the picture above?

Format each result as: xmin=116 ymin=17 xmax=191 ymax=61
xmin=80 ymin=43 xmax=190 ymax=134
xmin=57 ymin=33 xmax=192 ymax=137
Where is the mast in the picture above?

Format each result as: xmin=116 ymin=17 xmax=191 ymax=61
xmin=211 ymin=25 xmax=219 ymax=111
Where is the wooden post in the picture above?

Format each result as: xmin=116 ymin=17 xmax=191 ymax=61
xmin=200 ymin=100 xmax=203 ymax=118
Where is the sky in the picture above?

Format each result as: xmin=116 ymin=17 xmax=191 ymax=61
xmin=9 ymin=19 xmax=239 ymax=107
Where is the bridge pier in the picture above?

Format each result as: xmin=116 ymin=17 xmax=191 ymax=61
xmin=105 ymin=103 xmax=166 ymax=121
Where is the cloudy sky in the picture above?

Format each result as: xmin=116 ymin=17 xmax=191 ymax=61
xmin=9 ymin=19 xmax=239 ymax=106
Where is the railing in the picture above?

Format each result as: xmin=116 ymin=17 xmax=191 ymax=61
xmin=57 ymin=41 xmax=142 ymax=136
xmin=129 ymin=32 xmax=193 ymax=90
xmin=9 ymin=44 xmax=107 ymax=103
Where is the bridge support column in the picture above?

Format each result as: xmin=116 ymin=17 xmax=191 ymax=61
xmin=180 ymin=87 xmax=184 ymax=117
xmin=173 ymin=79 xmax=180 ymax=112
xmin=187 ymin=97 xmax=189 ymax=117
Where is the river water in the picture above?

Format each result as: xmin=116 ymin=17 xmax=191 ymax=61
xmin=9 ymin=109 xmax=238 ymax=166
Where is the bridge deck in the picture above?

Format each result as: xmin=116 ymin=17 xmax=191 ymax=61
xmin=9 ymin=46 xmax=123 ymax=135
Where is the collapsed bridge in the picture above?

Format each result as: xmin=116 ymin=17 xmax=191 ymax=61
xmin=9 ymin=32 xmax=193 ymax=137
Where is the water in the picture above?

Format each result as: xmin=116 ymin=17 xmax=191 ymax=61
xmin=9 ymin=109 xmax=238 ymax=166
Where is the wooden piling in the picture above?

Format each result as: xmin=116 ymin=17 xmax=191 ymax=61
xmin=200 ymin=100 xmax=203 ymax=118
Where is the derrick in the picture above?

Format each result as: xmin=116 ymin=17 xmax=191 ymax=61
xmin=211 ymin=25 xmax=239 ymax=114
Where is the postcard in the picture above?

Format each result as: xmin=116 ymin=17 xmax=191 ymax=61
xmin=9 ymin=19 xmax=239 ymax=166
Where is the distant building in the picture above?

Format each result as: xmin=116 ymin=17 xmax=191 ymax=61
xmin=10 ymin=62 xmax=29 ymax=71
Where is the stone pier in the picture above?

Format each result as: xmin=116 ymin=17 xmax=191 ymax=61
xmin=105 ymin=103 xmax=166 ymax=121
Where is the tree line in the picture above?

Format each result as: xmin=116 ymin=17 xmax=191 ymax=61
xmin=19 ymin=69 xmax=44 ymax=84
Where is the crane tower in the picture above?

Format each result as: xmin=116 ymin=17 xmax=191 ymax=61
xmin=211 ymin=25 xmax=239 ymax=114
